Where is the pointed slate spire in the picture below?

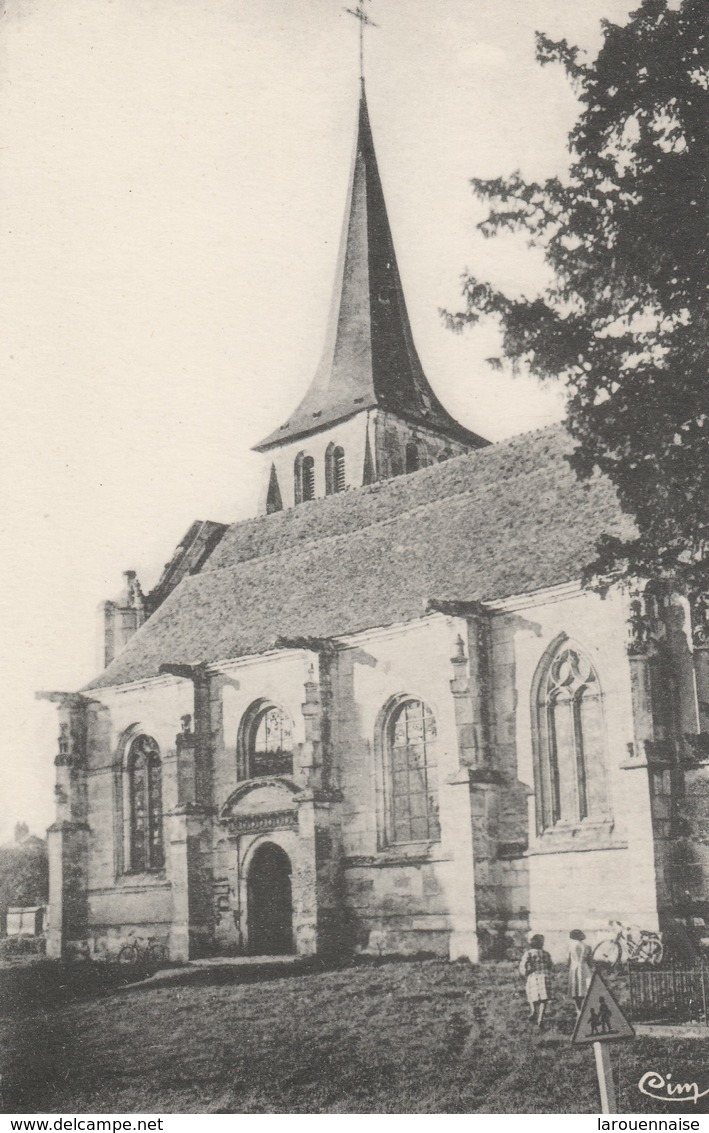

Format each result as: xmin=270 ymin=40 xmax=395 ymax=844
xmin=254 ymin=89 xmax=486 ymax=452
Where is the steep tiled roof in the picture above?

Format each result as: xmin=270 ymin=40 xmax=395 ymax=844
xmin=85 ymin=426 xmax=634 ymax=691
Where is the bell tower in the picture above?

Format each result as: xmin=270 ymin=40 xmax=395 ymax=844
xmin=254 ymin=86 xmax=488 ymax=513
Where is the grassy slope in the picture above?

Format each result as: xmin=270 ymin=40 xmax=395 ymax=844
xmin=2 ymin=960 xmax=708 ymax=1114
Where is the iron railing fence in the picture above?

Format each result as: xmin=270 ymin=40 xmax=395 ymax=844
xmin=628 ymin=964 xmax=708 ymax=1025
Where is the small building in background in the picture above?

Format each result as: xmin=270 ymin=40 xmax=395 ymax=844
xmin=0 ymin=825 xmax=49 ymax=939
xmin=6 ymin=906 xmax=46 ymax=937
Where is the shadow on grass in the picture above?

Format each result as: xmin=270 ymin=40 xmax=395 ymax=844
xmin=7 ymin=958 xmax=697 ymax=1115
xmin=0 ymin=959 xmax=138 ymax=1013
xmin=0 ymin=948 xmax=424 ymax=1012
xmin=115 ymin=950 xmax=448 ymax=997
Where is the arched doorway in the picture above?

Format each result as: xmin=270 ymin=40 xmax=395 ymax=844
xmin=246 ymin=842 xmax=294 ymax=955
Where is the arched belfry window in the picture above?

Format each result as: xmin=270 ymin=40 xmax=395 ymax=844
xmin=294 ymin=453 xmax=315 ymax=504
xmin=534 ymin=641 xmax=610 ymax=833
xmin=325 ymin=444 xmax=346 ymax=495
xmin=128 ymin=734 xmax=164 ymax=871
xmin=239 ymin=701 xmax=294 ymax=779
xmin=405 ymin=441 xmax=420 ymax=473
xmin=383 ymin=697 xmax=440 ymax=844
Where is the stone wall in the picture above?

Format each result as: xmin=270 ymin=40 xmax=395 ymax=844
xmin=332 ymin=616 xmax=479 ymax=960
xmin=212 ymin=648 xmax=344 ymax=957
xmin=679 ymin=764 xmax=709 ymax=905
xmin=487 ymin=584 xmax=661 ymax=960
xmin=57 ymin=577 xmax=709 ymax=965
xmin=81 ymin=677 xmax=193 ymax=958
xmin=371 ymin=411 xmax=470 ymax=481
xmin=206 ymin=619 xmax=481 ymax=960
xmin=258 ymin=408 xmax=474 ymax=513
xmin=682 ymin=634 xmax=709 ymax=905
xmin=260 ymin=413 xmax=371 ymax=512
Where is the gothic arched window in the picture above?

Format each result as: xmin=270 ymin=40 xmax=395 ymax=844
xmin=294 ymin=453 xmax=315 ymax=503
xmin=240 ymin=702 xmax=294 ymax=779
xmin=325 ymin=444 xmax=346 ymax=495
xmin=385 ymin=698 xmax=440 ymax=844
xmin=128 ymin=734 xmax=164 ymax=871
xmin=534 ymin=642 xmax=610 ymax=833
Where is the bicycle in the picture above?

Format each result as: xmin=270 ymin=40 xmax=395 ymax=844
xmin=592 ymin=921 xmax=663 ymax=968
xmin=116 ymin=935 xmax=169 ymax=978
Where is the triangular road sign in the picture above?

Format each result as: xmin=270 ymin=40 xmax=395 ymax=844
xmin=571 ymin=971 xmax=635 ymax=1045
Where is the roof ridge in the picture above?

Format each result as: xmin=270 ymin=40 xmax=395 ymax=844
xmin=91 ymin=428 xmax=567 ymax=687
xmin=84 ymin=422 xmax=629 ymax=692
xmin=217 ymin=422 xmax=567 ymax=547
xmin=196 ymin=428 xmax=570 ymax=581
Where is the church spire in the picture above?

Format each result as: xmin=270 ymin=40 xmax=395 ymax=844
xmin=254 ymin=88 xmax=486 ymax=453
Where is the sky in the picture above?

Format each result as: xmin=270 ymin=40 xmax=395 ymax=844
xmin=0 ymin=0 xmax=636 ymax=842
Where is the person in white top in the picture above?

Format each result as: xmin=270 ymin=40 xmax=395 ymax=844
xmin=568 ymin=928 xmax=593 ymax=1015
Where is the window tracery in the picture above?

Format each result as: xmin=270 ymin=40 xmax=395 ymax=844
xmin=384 ymin=698 xmax=440 ymax=844
xmin=535 ymin=643 xmax=610 ymax=832
xmin=240 ymin=702 xmax=294 ymax=779
xmin=128 ymin=734 xmax=164 ymax=871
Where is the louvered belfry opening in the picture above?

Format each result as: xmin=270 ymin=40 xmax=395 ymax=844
xmin=405 ymin=441 xmax=419 ymax=473
xmin=294 ymin=452 xmax=316 ymax=503
xmin=325 ymin=443 xmax=346 ymax=495
xmin=334 ymin=446 xmax=346 ymax=492
xmin=302 ymin=455 xmax=315 ymax=500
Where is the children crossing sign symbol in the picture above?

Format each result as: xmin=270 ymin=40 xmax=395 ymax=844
xmin=571 ymin=971 xmax=635 ymax=1045
xmin=571 ymin=970 xmax=635 ymax=1112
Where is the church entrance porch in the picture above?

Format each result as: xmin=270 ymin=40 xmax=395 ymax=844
xmin=218 ymin=776 xmax=343 ymax=958
xmin=246 ymin=842 xmax=294 ymax=955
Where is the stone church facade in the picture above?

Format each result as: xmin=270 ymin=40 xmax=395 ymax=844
xmin=42 ymin=89 xmax=709 ymax=964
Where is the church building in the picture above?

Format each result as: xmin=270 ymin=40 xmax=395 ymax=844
xmin=41 ymin=87 xmax=709 ymax=964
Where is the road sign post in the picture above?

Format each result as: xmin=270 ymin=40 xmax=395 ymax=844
xmin=594 ymin=1038 xmax=617 ymax=1113
xmin=571 ymin=970 xmax=636 ymax=1113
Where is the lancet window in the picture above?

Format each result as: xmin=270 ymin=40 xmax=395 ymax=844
xmin=534 ymin=642 xmax=610 ymax=832
xmin=384 ymin=697 xmax=440 ymax=844
xmin=128 ymin=734 xmax=164 ymax=871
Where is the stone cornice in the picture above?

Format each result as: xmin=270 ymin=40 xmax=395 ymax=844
xmin=425 ymin=598 xmax=488 ymax=619
xmin=482 ymin=580 xmax=585 ymax=614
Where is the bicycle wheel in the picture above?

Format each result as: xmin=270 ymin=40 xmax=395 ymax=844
xmin=592 ymin=939 xmax=621 ymax=968
xmin=117 ymin=944 xmax=137 ymax=966
xmin=147 ymin=942 xmax=168 ymax=970
xmin=637 ymin=935 xmax=663 ymax=966
xmin=117 ymin=944 xmax=139 ymax=978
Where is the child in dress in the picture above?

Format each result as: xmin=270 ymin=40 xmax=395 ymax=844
xmin=518 ymin=933 xmax=553 ymax=1030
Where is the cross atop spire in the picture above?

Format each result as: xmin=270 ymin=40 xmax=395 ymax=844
xmin=345 ymin=0 xmax=377 ymax=84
